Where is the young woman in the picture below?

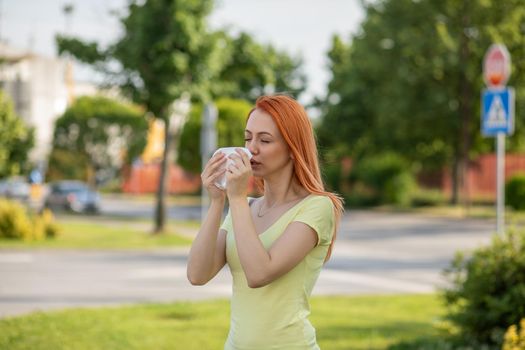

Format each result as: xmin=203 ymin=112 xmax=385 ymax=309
xmin=187 ymin=94 xmax=344 ymax=350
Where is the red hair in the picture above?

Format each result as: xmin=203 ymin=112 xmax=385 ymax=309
xmin=249 ymin=94 xmax=344 ymax=261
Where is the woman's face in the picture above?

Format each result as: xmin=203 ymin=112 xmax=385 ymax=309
xmin=245 ymin=108 xmax=292 ymax=178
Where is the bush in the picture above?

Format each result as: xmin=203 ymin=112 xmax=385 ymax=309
xmin=349 ymin=153 xmax=417 ymax=206
xmin=35 ymin=209 xmax=61 ymax=238
xmin=0 ymin=199 xmax=61 ymax=240
xmin=0 ymin=199 xmax=33 ymax=239
xmin=442 ymin=228 xmax=525 ymax=348
xmin=411 ymin=189 xmax=447 ymax=207
xmin=384 ymin=172 xmax=416 ymax=206
xmin=322 ymin=162 xmax=343 ymax=193
xmin=502 ymin=319 xmax=525 ymax=350
xmin=343 ymin=182 xmax=381 ymax=207
xmin=506 ymin=174 xmax=525 ymax=211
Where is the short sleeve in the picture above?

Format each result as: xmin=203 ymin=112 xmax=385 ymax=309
xmin=220 ymin=209 xmax=232 ymax=233
xmin=293 ymin=196 xmax=335 ymax=246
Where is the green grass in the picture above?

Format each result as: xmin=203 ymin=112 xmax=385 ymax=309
xmin=312 ymin=294 xmax=444 ymax=349
xmin=0 ymin=217 xmax=194 ymax=249
xmin=0 ymin=294 xmax=444 ymax=350
xmin=374 ymin=203 xmax=525 ymax=225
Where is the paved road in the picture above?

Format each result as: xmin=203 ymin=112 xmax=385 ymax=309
xmin=0 ymin=210 xmax=496 ymax=318
xmin=100 ymin=195 xmax=203 ymax=220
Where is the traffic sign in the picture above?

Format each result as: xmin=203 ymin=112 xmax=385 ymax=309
xmin=481 ymin=44 xmax=514 ymax=236
xmin=483 ymin=44 xmax=511 ymax=88
xmin=481 ymin=88 xmax=514 ymax=136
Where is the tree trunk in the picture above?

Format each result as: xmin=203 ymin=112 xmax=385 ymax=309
xmin=153 ymin=117 xmax=172 ymax=234
xmin=152 ymin=95 xmax=191 ymax=234
xmin=456 ymin=0 xmax=473 ymax=208
xmin=451 ymin=154 xmax=460 ymax=205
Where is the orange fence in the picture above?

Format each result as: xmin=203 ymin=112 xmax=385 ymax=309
xmin=121 ymin=163 xmax=201 ymax=194
xmin=440 ymin=154 xmax=525 ymax=198
xmin=122 ymin=154 xmax=525 ymax=198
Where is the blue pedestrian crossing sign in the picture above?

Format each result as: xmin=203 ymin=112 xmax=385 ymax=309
xmin=481 ymin=88 xmax=515 ymax=136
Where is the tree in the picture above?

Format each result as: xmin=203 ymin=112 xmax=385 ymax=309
xmin=216 ymin=32 xmax=307 ymax=102
xmin=56 ymin=0 xmax=222 ymax=232
xmin=178 ymin=98 xmax=252 ymax=173
xmin=0 ymin=90 xmax=34 ymax=178
xmin=57 ymin=1 xmax=308 ymax=232
xmin=318 ymin=0 xmax=525 ymax=204
xmin=48 ymin=96 xmax=148 ymax=184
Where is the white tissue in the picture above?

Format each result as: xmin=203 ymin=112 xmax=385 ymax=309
xmin=212 ymin=147 xmax=253 ymax=190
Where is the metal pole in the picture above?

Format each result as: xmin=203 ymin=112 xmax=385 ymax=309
xmin=496 ymin=132 xmax=505 ymax=234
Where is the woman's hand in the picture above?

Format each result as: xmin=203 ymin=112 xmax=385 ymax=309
xmin=201 ymin=152 xmax=227 ymax=201
xmin=226 ymin=148 xmax=252 ymax=200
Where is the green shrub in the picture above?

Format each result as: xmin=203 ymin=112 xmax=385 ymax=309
xmin=350 ymin=153 xmax=417 ymax=206
xmin=0 ymin=199 xmax=61 ymax=240
xmin=506 ymin=174 xmax=525 ymax=211
xmin=343 ymin=182 xmax=380 ymax=207
xmin=384 ymin=171 xmax=416 ymax=206
xmin=411 ymin=189 xmax=447 ymax=207
xmin=34 ymin=209 xmax=61 ymax=238
xmin=322 ymin=162 xmax=343 ymax=193
xmin=0 ymin=199 xmax=33 ymax=239
xmin=442 ymin=228 xmax=525 ymax=348
xmin=320 ymin=144 xmax=350 ymax=194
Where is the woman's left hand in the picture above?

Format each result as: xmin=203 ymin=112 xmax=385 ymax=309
xmin=225 ymin=148 xmax=252 ymax=199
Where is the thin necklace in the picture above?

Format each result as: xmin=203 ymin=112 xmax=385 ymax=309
xmin=256 ymin=197 xmax=303 ymax=217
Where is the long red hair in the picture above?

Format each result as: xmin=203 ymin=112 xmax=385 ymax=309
xmin=249 ymin=94 xmax=344 ymax=261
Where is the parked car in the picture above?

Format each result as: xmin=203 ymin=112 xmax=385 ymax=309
xmin=0 ymin=177 xmax=30 ymax=203
xmin=44 ymin=181 xmax=100 ymax=214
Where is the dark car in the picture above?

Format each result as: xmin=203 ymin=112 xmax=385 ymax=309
xmin=44 ymin=181 xmax=100 ymax=214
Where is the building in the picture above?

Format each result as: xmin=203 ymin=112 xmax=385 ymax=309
xmin=0 ymin=42 xmax=199 ymax=194
xmin=0 ymin=42 xmax=69 ymax=167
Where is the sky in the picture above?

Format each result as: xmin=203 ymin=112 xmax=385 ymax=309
xmin=1 ymin=0 xmax=365 ymax=104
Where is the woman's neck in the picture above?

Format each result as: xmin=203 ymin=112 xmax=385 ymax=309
xmin=262 ymin=168 xmax=308 ymax=206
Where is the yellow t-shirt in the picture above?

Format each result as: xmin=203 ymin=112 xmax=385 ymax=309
xmin=220 ymin=194 xmax=335 ymax=350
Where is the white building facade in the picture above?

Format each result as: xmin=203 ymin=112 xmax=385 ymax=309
xmin=0 ymin=42 xmax=69 ymax=166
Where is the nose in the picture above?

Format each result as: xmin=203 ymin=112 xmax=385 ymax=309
xmin=246 ymin=139 xmax=258 ymax=155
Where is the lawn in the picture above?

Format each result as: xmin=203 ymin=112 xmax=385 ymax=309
xmin=376 ymin=203 xmax=525 ymax=227
xmin=0 ymin=216 xmax=195 ymax=249
xmin=0 ymin=294 xmax=444 ymax=350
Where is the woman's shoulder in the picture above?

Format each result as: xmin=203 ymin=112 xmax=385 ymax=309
xmin=301 ymin=194 xmax=334 ymax=210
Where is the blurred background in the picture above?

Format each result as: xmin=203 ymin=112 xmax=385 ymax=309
xmin=0 ymin=0 xmax=524 ymax=223
xmin=0 ymin=0 xmax=525 ymax=243
xmin=1 ymin=1 xmax=525 ymax=349
xmin=0 ymin=0 xmax=366 ymax=224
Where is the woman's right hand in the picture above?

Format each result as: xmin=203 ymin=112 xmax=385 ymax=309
xmin=201 ymin=152 xmax=227 ymax=201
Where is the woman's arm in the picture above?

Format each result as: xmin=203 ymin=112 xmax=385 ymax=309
xmin=186 ymin=152 xmax=228 ymax=285
xmin=186 ymin=198 xmax=227 ymax=285
xmin=229 ymin=198 xmax=318 ymax=288
xmin=225 ymin=149 xmax=318 ymax=288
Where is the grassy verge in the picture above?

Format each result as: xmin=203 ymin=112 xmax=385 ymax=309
xmin=373 ymin=203 xmax=525 ymax=224
xmin=0 ymin=216 xmax=195 ymax=250
xmin=0 ymin=294 xmax=444 ymax=350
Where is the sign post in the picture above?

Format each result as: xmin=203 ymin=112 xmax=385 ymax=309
xmin=481 ymin=44 xmax=514 ymax=235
